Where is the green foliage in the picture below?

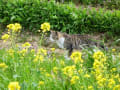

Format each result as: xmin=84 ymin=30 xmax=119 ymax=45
xmin=0 ymin=0 xmax=120 ymax=35
xmin=0 ymin=45 xmax=120 ymax=89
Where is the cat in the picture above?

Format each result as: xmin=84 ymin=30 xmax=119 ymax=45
xmin=49 ymin=30 xmax=107 ymax=57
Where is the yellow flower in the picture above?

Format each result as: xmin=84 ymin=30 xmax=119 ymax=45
xmin=88 ymin=86 xmax=93 ymax=89
xmin=8 ymin=82 xmax=20 ymax=90
xmin=39 ymin=81 xmax=44 ymax=85
xmin=114 ymin=74 xmax=119 ymax=79
xmin=113 ymin=85 xmax=120 ymax=90
xmin=71 ymin=51 xmax=82 ymax=59
xmin=78 ymin=69 xmax=83 ymax=74
xmin=111 ymin=68 xmax=117 ymax=72
xmin=60 ymin=60 xmax=65 ymax=66
xmin=53 ymin=67 xmax=58 ymax=74
xmin=33 ymin=55 xmax=39 ymax=62
xmin=39 ymin=55 xmax=44 ymax=62
xmin=31 ymin=49 xmax=35 ymax=53
xmin=93 ymin=51 xmax=105 ymax=60
xmin=19 ymin=49 xmax=27 ymax=56
xmin=62 ymin=65 xmax=76 ymax=77
xmin=1 ymin=34 xmax=10 ymax=42
xmin=112 ymin=49 xmax=116 ymax=52
xmin=22 ymin=42 xmax=31 ymax=48
xmin=33 ymin=55 xmax=44 ymax=62
xmin=38 ymin=48 xmax=47 ymax=56
xmin=108 ymin=79 xmax=115 ymax=88
xmin=7 ymin=49 xmax=14 ymax=56
xmin=45 ymin=73 xmax=51 ymax=77
xmin=14 ymin=23 xmax=22 ymax=30
xmin=70 ymin=76 xmax=79 ymax=85
xmin=51 ymin=48 xmax=55 ymax=52
xmin=7 ymin=23 xmax=21 ymax=32
xmin=0 ymin=63 xmax=8 ymax=69
xmin=70 ymin=51 xmax=83 ymax=64
xmin=41 ymin=22 xmax=50 ymax=32
xmin=7 ymin=24 xmax=14 ymax=30
xmin=84 ymin=74 xmax=90 ymax=78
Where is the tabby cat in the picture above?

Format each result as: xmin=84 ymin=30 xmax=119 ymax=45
xmin=49 ymin=30 xmax=107 ymax=56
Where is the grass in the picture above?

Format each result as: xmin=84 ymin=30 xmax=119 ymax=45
xmin=0 ymin=41 xmax=120 ymax=89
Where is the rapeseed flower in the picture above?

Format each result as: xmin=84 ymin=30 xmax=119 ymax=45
xmin=51 ymin=48 xmax=55 ymax=52
xmin=45 ymin=73 xmax=51 ymax=77
xmin=84 ymin=74 xmax=90 ymax=78
xmin=22 ymin=42 xmax=31 ymax=48
xmin=39 ymin=81 xmax=44 ymax=85
xmin=8 ymin=81 xmax=20 ymax=90
xmin=31 ymin=49 xmax=35 ymax=53
xmin=62 ymin=65 xmax=76 ymax=77
xmin=18 ymin=49 xmax=27 ymax=56
xmin=7 ymin=23 xmax=21 ymax=32
xmin=53 ymin=67 xmax=58 ymax=74
xmin=112 ymin=48 xmax=116 ymax=52
xmin=70 ymin=76 xmax=79 ymax=85
xmin=78 ymin=69 xmax=83 ymax=74
xmin=97 ymin=77 xmax=107 ymax=87
xmin=38 ymin=48 xmax=47 ymax=56
xmin=108 ymin=79 xmax=115 ymax=88
xmin=60 ymin=60 xmax=65 ymax=66
xmin=0 ymin=63 xmax=8 ymax=69
xmin=14 ymin=23 xmax=22 ymax=31
xmin=88 ymin=86 xmax=94 ymax=90
xmin=111 ymin=68 xmax=117 ymax=72
xmin=7 ymin=24 xmax=14 ymax=30
xmin=33 ymin=55 xmax=44 ymax=62
xmin=93 ymin=51 xmax=105 ymax=60
xmin=113 ymin=85 xmax=120 ymax=90
xmin=7 ymin=49 xmax=14 ymax=56
xmin=70 ymin=51 xmax=83 ymax=64
xmin=41 ymin=22 xmax=50 ymax=32
xmin=1 ymin=34 xmax=10 ymax=42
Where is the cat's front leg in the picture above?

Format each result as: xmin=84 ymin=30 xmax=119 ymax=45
xmin=64 ymin=44 xmax=73 ymax=60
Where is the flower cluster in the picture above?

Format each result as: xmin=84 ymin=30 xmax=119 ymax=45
xmin=33 ymin=48 xmax=47 ymax=62
xmin=8 ymin=82 xmax=20 ymax=90
xmin=7 ymin=23 xmax=22 ymax=32
xmin=70 ymin=76 xmax=79 ymax=85
xmin=40 ymin=22 xmax=50 ymax=32
xmin=70 ymin=51 xmax=83 ymax=64
xmin=0 ymin=63 xmax=8 ymax=69
xmin=62 ymin=65 xmax=76 ymax=77
xmin=93 ymin=51 xmax=107 ymax=88
xmin=1 ymin=34 xmax=10 ymax=42
xmin=22 ymin=42 xmax=31 ymax=48
xmin=39 ymin=81 xmax=44 ymax=85
xmin=1 ymin=23 xmax=22 ymax=44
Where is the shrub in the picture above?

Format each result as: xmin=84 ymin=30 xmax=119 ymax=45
xmin=0 ymin=0 xmax=120 ymax=35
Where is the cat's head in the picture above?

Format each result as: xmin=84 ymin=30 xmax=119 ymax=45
xmin=49 ymin=30 xmax=64 ymax=42
xmin=49 ymin=30 xmax=59 ymax=42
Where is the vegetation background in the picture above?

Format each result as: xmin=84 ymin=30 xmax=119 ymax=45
xmin=0 ymin=0 xmax=120 ymax=35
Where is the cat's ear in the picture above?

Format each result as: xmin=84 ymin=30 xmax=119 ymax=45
xmin=50 ymin=30 xmax=57 ymax=34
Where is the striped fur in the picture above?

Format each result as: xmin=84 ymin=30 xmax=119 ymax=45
xmin=49 ymin=31 xmax=106 ymax=56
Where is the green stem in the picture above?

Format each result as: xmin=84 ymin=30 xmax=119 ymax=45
xmin=39 ymin=33 xmax=44 ymax=48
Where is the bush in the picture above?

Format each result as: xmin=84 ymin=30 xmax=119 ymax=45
xmin=0 ymin=0 xmax=120 ymax=35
